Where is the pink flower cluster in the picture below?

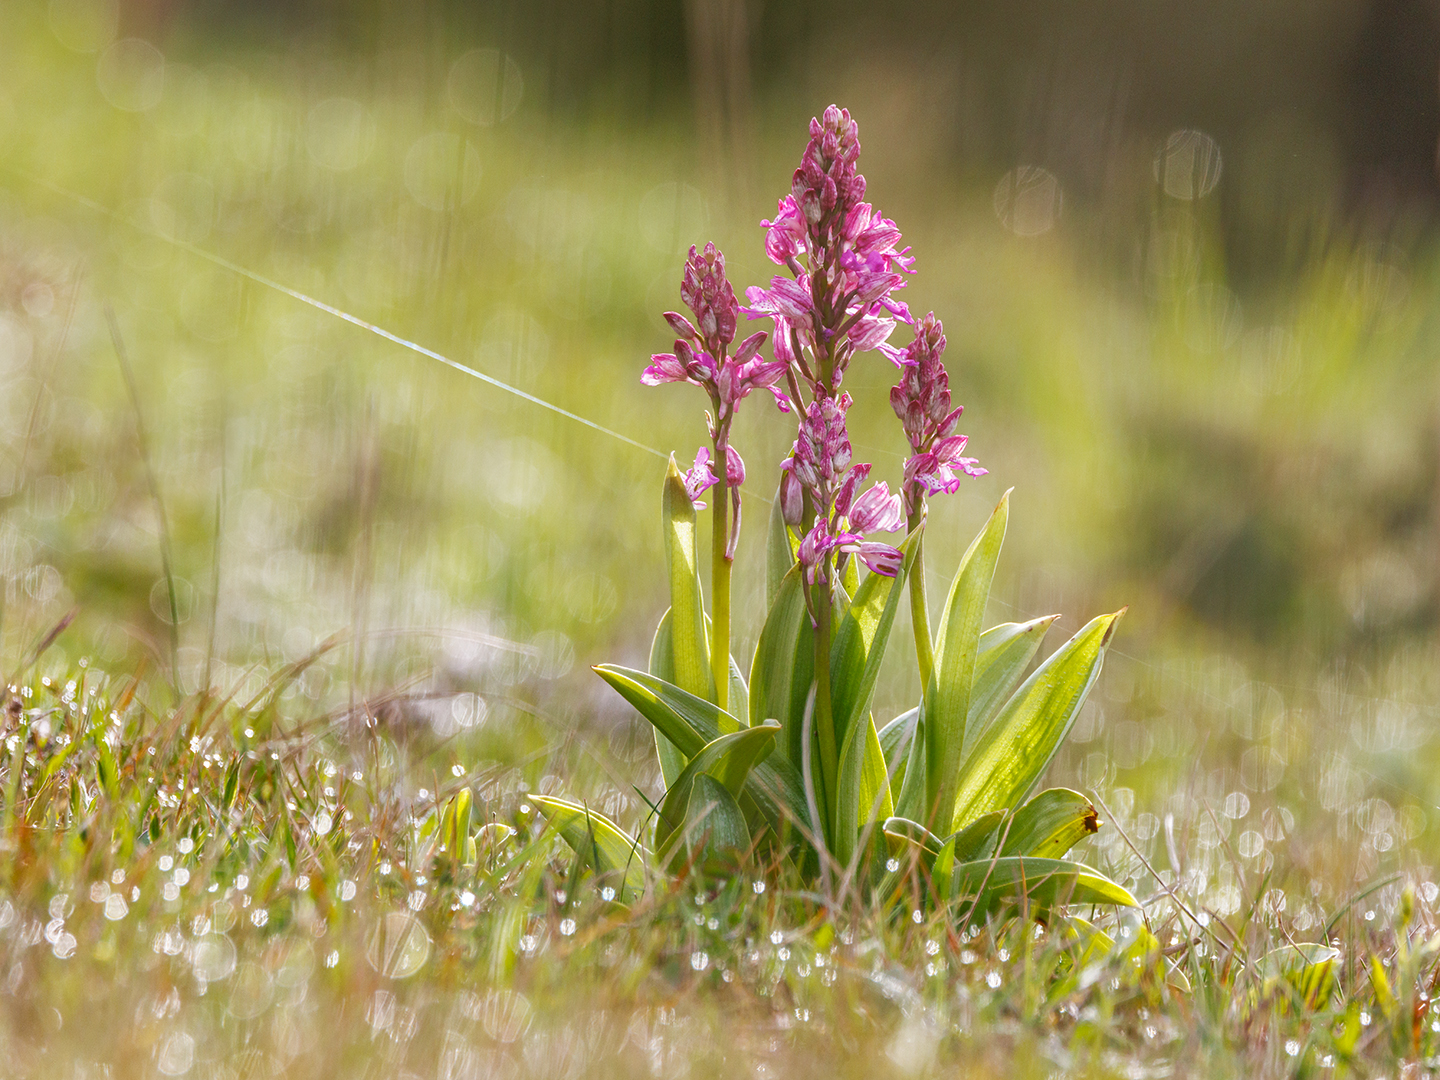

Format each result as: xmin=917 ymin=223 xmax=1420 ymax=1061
xmin=643 ymin=243 xmax=786 ymax=428
xmin=782 ymin=394 xmax=905 ymax=585
xmin=743 ymin=106 xmax=915 ymax=394
xmin=890 ymin=313 xmax=985 ymax=515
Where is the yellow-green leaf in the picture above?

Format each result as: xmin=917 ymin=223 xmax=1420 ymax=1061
xmin=949 ymin=609 xmax=1123 ymax=834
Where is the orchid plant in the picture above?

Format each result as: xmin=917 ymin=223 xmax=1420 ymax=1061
xmin=532 ymin=107 xmax=1136 ymax=922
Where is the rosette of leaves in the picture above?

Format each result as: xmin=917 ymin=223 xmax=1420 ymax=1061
xmin=531 ymin=462 xmax=1136 ymax=920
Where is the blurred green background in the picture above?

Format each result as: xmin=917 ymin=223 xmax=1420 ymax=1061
xmin=0 ymin=0 xmax=1437 ymax=869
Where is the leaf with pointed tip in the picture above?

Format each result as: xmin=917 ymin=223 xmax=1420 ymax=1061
xmin=594 ymin=665 xmax=808 ymax=838
xmin=655 ymin=723 xmax=779 ymax=855
xmin=962 ymin=616 xmax=1057 ymax=760
xmin=924 ymin=493 xmax=1009 ymax=830
xmin=529 ymin=794 xmax=649 ymax=903
xmin=878 ymin=707 xmax=918 ymax=776
xmin=659 ymin=455 xmax=714 ymax=774
xmin=833 ymin=712 xmax=894 ymax=867
xmin=682 ymin=775 xmax=751 ymax=867
xmin=596 ymin=665 xmax=739 ymax=759
xmin=748 ymin=566 xmax=815 ymax=768
xmin=883 ymin=816 xmax=944 ymax=861
xmin=1000 ymin=788 xmax=1100 ymax=860
xmin=949 ymin=610 xmax=1124 ymax=833
xmin=949 ymin=856 xmax=1138 ymax=913
xmin=830 ymin=529 xmax=919 ymax=762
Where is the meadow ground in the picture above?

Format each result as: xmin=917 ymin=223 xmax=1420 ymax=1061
xmin=0 ymin=7 xmax=1438 ymax=1076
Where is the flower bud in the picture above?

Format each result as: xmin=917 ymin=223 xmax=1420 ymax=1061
xmin=779 ymin=467 xmax=804 ymax=527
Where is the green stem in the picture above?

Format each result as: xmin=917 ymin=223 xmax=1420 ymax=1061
xmin=907 ymin=505 xmax=934 ymax=690
xmin=710 ymin=464 xmax=730 ymax=713
xmin=813 ymin=567 xmax=837 ymax=837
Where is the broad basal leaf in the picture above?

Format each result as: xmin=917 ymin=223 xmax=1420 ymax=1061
xmin=924 ymin=492 xmax=1009 ymax=831
xmin=999 ymin=788 xmax=1100 ymax=860
xmin=658 ymin=455 xmax=714 ymax=782
xmin=595 ymin=665 xmax=739 ymax=758
xmin=833 ymin=712 xmax=894 ymax=867
xmin=962 ymin=615 xmax=1056 ymax=760
xmin=948 ymin=856 xmax=1137 ymax=914
xmin=529 ymin=794 xmax=649 ymax=904
xmin=749 ymin=566 xmax=814 ymax=767
xmin=655 ymin=722 xmax=779 ymax=854
xmin=682 ymin=774 xmax=751 ymax=868
xmin=949 ymin=609 xmax=1123 ymax=834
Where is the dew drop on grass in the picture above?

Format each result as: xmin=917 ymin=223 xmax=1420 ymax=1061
xmin=559 ymin=919 xmax=576 ymax=937
xmin=985 ymin=970 xmax=1001 ymax=989
xmin=886 ymin=858 xmax=900 ymax=873
xmin=752 ymin=880 xmax=765 ymax=895
xmin=339 ymin=881 xmax=356 ymax=902
xmin=1284 ymin=1040 xmax=1300 ymax=1057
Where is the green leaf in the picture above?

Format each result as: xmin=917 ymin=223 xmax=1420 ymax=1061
xmin=650 ymin=611 xmax=752 ymax=783
xmin=595 ymin=665 xmax=808 ymax=837
xmin=648 ymin=610 xmax=688 ymax=786
xmin=529 ymin=794 xmax=649 ymax=904
xmin=962 ymin=615 xmax=1057 ymax=760
xmin=840 ymin=551 xmax=859 ymax=600
xmin=682 ymin=775 xmax=751 ymax=867
xmin=999 ymin=788 xmax=1100 ymax=860
xmin=655 ymin=723 xmax=779 ymax=855
xmin=660 ymin=454 xmax=714 ymax=763
xmin=830 ymin=529 xmax=919 ymax=761
xmin=726 ymin=650 xmax=750 ymax=728
xmin=748 ymin=565 xmax=815 ymax=768
xmin=949 ymin=609 xmax=1124 ymax=833
xmin=949 ymin=856 xmax=1138 ymax=912
xmin=924 ymin=492 xmax=1009 ymax=830
xmin=878 ymin=707 xmax=918 ymax=775
xmin=833 ymin=713 xmax=894 ymax=867
xmin=440 ymin=787 xmax=474 ymax=865
xmin=949 ymin=809 xmax=1006 ymax=862
xmin=765 ymin=485 xmax=798 ymax=609
xmin=596 ymin=665 xmax=739 ymax=757
xmin=883 ymin=815 xmax=944 ymax=861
